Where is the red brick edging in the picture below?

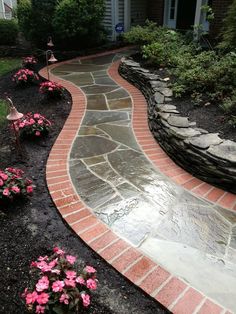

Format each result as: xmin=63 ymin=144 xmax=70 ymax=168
xmin=39 ymin=49 xmax=233 ymax=314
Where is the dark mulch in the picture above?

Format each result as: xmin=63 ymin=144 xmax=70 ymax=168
xmin=0 ymin=68 xmax=169 ymax=314
xmin=131 ymin=54 xmax=236 ymax=142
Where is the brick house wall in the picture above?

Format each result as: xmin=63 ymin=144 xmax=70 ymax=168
xmin=147 ymin=0 xmax=164 ymax=25
xmin=210 ymin=0 xmax=233 ymax=38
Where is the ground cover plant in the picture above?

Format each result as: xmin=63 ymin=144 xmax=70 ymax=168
xmin=0 ymin=60 xmax=168 ymax=314
xmin=124 ymin=22 xmax=236 ymax=130
xmin=0 ymin=58 xmax=21 ymax=77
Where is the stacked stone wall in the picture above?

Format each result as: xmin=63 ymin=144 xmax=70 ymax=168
xmin=119 ymin=58 xmax=236 ymax=193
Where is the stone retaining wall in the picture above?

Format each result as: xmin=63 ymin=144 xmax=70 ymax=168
xmin=119 ymin=58 xmax=236 ymax=194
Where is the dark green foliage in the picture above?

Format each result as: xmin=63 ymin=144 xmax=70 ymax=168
xmin=52 ymin=0 xmax=106 ymax=49
xmin=0 ymin=19 xmax=19 ymax=45
xmin=17 ymin=0 xmax=32 ymax=41
xmin=219 ymin=0 xmax=236 ymax=51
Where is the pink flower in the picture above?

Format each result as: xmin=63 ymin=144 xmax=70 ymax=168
xmin=37 ymin=119 xmax=43 ymax=125
xmin=53 ymin=247 xmax=65 ymax=255
xmin=76 ymin=276 xmax=85 ymax=285
xmin=26 ymin=185 xmax=33 ymax=194
xmin=81 ymin=293 xmax=90 ymax=307
xmin=59 ymin=293 xmax=69 ymax=305
xmin=36 ymin=276 xmax=49 ymax=292
xmin=48 ymin=87 xmax=53 ymax=91
xmin=3 ymin=188 xmax=10 ymax=196
xmin=34 ymin=113 xmax=40 ymax=119
xmin=85 ymin=265 xmax=96 ymax=274
xmin=11 ymin=186 xmax=20 ymax=193
xmin=29 ymin=118 xmax=35 ymax=125
xmin=35 ymin=131 xmax=41 ymax=136
xmin=37 ymin=292 xmax=49 ymax=305
xmin=64 ymin=279 xmax=76 ymax=288
xmin=0 ymin=179 xmax=4 ymax=186
xmin=38 ymin=256 xmax=48 ymax=262
xmin=66 ymin=255 xmax=76 ymax=265
xmin=51 ymin=269 xmax=60 ymax=275
xmin=66 ymin=270 xmax=76 ymax=280
xmin=52 ymin=280 xmax=64 ymax=292
xmin=36 ymin=305 xmax=45 ymax=314
xmin=86 ymin=278 xmax=97 ymax=290
xmin=0 ymin=173 xmax=8 ymax=181
xmin=26 ymin=291 xmax=38 ymax=304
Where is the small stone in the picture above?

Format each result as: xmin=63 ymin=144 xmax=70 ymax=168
xmin=188 ymin=133 xmax=223 ymax=150
xmin=158 ymin=112 xmax=170 ymax=120
xmin=169 ymin=126 xmax=201 ymax=139
xmin=160 ymin=88 xmax=173 ymax=97
xmin=154 ymin=92 xmax=165 ymax=104
xmin=164 ymin=97 xmax=172 ymax=103
xmin=123 ymin=60 xmax=140 ymax=67
xmin=167 ymin=116 xmax=190 ymax=128
xmin=207 ymin=140 xmax=236 ymax=163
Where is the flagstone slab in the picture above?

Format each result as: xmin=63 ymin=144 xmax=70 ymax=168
xmin=87 ymin=94 xmax=108 ymax=110
xmin=69 ymin=159 xmax=116 ymax=208
xmin=60 ymin=73 xmax=94 ymax=86
xmin=94 ymin=77 xmax=117 ymax=86
xmin=108 ymin=97 xmax=132 ymax=110
xmin=89 ymin=161 xmax=125 ymax=186
xmin=83 ymin=155 xmax=106 ymax=166
xmin=52 ymin=63 xmax=108 ymax=72
xmin=81 ymin=54 xmax=115 ymax=65
xmin=106 ymin=88 xmax=130 ymax=100
xmin=78 ymin=126 xmax=106 ymax=136
xmin=81 ymin=85 xmax=119 ymax=95
xmin=70 ymin=136 xmax=118 ymax=159
xmin=97 ymin=124 xmax=141 ymax=150
xmin=82 ymin=111 xmax=129 ymax=126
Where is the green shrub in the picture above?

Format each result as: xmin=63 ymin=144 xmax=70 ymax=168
xmin=0 ymin=19 xmax=18 ymax=45
xmin=52 ymin=0 xmax=106 ymax=49
xmin=17 ymin=0 xmax=32 ymax=41
xmin=171 ymin=51 xmax=236 ymax=104
xmin=219 ymin=0 xmax=236 ymax=51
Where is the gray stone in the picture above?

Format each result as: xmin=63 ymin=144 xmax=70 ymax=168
xmin=124 ymin=60 xmax=140 ymax=67
xmin=167 ymin=116 xmax=189 ymax=128
xmin=70 ymin=136 xmax=118 ymax=159
xmin=158 ymin=112 xmax=170 ymax=121
xmin=160 ymin=88 xmax=173 ymax=97
xmin=154 ymin=92 xmax=165 ymax=104
xmin=208 ymin=140 xmax=236 ymax=164
xmin=90 ymin=162 xmax=125 ymax=186
xmin=69 ymin=160 xmax=116 ymax=208
xmin=187 ymin=134 xmax=223 ymax=150
xmin=168 ymin=126 xmax=201 ymax=139
xmin=82 ymin=111 xmax=128 ymax=126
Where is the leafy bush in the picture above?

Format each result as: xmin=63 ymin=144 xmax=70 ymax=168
xmin=0 ymin=167 xmax=33 ymax=202
xmin=14 ymin=112 xmax=52 ymax=138
xmin=22 ymin=247 xmax=97 ymax=314
xmin=219 ymin=0 xmax=236 ymax=51
xmin=39 ymin=81 xmax=64 ymax=98
xmin=0 ymin=19 xmax=19 ymax=45
xmin=171 ymin=51 xmax=236 ymax=105
xmin=12 ymin=68 xmax=39 ymax=86
xmin=17 ymin=0 xmax=32 ymax=41
xmin=52 ymin=0 xmax=106 ymax=48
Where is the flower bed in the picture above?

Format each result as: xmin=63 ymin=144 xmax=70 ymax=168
xmin=12 ymin=68 xmax=39 ymax=86
xmin=0 ymin=167 xmax=33 ymax=201
xmin=23 ymin=248 xmax=97 ymax=314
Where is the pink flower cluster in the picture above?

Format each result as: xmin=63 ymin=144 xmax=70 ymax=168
xmin=12 ymin=68 xmax=39 ymax=86
xmin=22 ymin=56 xmax=38 ymax=69
xmin=0 ymin=167 xmax=33 ymax=201
xmin=14 ymin=112 xmax=52 ymax=138
xmin=23 ymin=247 xmax=97 ymax=314
xmin=39 ymin=81 xmax=64 ymax=98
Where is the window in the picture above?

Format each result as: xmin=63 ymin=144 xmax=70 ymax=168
xmin=170 ymin=0 xmax=176 ymax=20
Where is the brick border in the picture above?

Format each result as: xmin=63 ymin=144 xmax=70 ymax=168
xmin=39 ymin=50 xmax=232 ymax=314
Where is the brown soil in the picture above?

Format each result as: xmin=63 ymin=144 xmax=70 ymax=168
xmin=0 ymin=68 xmax=169 ymax=314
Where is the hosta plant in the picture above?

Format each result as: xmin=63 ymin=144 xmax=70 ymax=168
xmin=14 ymin=112 xmax=52 ymax=138
xmin=0 ymin=167 xmax=34 ymax=201
xmin=22 ymin=56 xmax=38 ymax=70
xmin=22 ymin=247 xmax=97 ymax=314
xmin=39 ymin=81 xmax=64 ymax=98
xmin=12 ymin=68 xmax=39 ymax=86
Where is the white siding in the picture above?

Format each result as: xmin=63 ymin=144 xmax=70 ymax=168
xmin=103 ymin=0 xmax=113 ymax=38
xmin=0 ymin=0 xmax=5 ymax=18
xmin=118 ymin=0 xmax=124 ymax=24
xmin=130 ymin=0 xmax=147 ymax=26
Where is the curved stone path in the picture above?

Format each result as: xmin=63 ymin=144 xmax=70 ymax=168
xmin=40 ymin=48 xmax=236 ymax=314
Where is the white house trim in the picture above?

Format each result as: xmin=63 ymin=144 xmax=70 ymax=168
xmin=194 ymin=0 xmax=203 ymax=26
xmin=0 ymin=0 xmax=6 ymax=19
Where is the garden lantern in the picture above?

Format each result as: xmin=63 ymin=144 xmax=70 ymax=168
xmin=46 ymin=37 xmax=57 ymax=80
xmin=6 ymin=97 xmax=23 ymax=152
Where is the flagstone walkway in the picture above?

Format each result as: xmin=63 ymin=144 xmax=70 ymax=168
xmin=40 ymin=48 xmax=236 ymax=314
